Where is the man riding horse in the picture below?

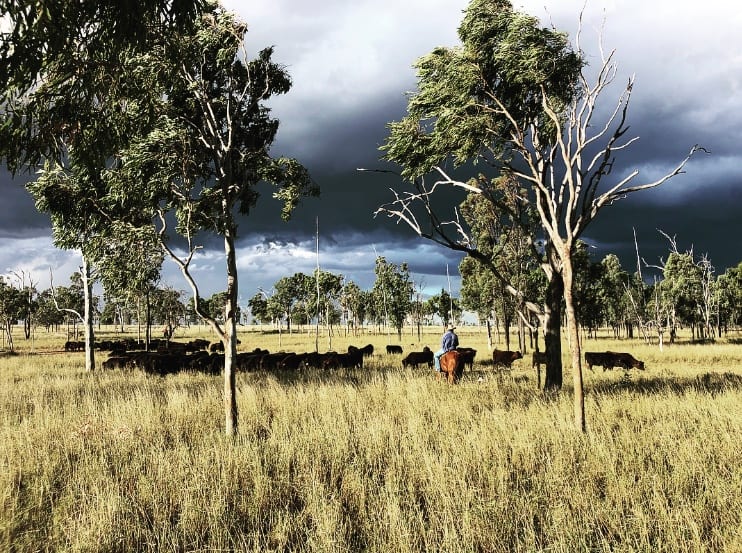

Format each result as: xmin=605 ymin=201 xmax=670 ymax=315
xmin=434 ymin=325 xmax=458 ymax=371
xmin=435 ymin=325 xmax=464 ymax=384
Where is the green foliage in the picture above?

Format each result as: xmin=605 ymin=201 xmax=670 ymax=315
xmin=425 ymin=289 xmax=462 ymax=327
xmin=341 ymin=281 xmax=369 ymax=329
xmin=94 ymin=223 xmax=164 ymax=304
xmin=382 ymin=0 xmax=582 ymax=179
xmin=269 ymin=274 xmax=310 ymax=331
xmin=247 ymin=292 xmax=272 ymax=325
xmin=304 ymin=270 xmax=344 ymax=326
xmin=660 ymin=252 xmax=704 ymax=327
xmin=0 ymin=0 xmax=205 ymax=102
xmin=599 ymin=253 xmax=632 ymax=330
xmin=0 ymin=277 xmax=25 ymax=346
xmin=458 ymin=173 xmax=542 ymax=324
xmin=108 ymin=7 xmax=318 ymax=234
xmin=717 ymin=262 xmax=742 ymax=327
xmin=370 ymin=257 xmax=413 ymax=334
xmin=34 ymin=289 xmax=65 ymax=330
xmin=150 ymin=287 xmax=186 ymax=328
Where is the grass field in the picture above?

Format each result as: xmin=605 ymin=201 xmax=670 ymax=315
xmin=2 ymin=325 xmax=741 ymax=552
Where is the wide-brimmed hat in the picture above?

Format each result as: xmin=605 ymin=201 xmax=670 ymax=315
xmin=447 ymin=325 xmax=456 ymax=331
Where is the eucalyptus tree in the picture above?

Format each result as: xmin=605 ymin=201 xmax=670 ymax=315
xmin=458 ymin=173 xmax=541 ymax=351
xmin=658 ymin=244 xmax=717 ymax=342
xmin=28 ymin=179 xmax=97 ymax=370
xmin=305 ymin=269 xmax=343 ymax=349
xmin=9 ymin=270 xmax=37 ymax=340
xmin=48 ymin=272 xmax=96 ymax=345
xmin=150 ymin=287 xmax=186 ymax=337
xmin=426 ymin=289 xmax=462 ymax=329
xmin=378 ymin=0 xmax=700 ymax=430
xmin=716 ymin=262 xmax=742 ymax=333
xmin=0 ymin=276 xmax=24 ymax=351
xmin=100 ymin=298 xmax=128 ymax=329
xmin=95 ymin=223 xmax=164 ymax=346
xmin=409 ymin=280 xmax=432 ymax=342
xmin=108 ymin=6 xmax=316 ymax=435
xmin=460 ymin=256 xmax=498 ymax=319
xmin=340 ymin=281 xmax=368 ymax=335
xmin=3 ymin=5 xmax=173 ymax=369
xmin=599 ymin=254 xmax=630 ymax=338
xmin=34 ymin=289 xmax=66 ymax=332
xmin=247 ymin=292 xmax=271 ymax=325
xmin=270 ymin=274 xmax=310 ymax=334
xmin=0 ymin=0 xmax=205 ymax=105
xmin=371 ymin=257 xmax=413 ymax=341
xmin=310 ymin=270 xmax=344 ymax=326
xmin=571 ymin=242 xmax=604 ymax=338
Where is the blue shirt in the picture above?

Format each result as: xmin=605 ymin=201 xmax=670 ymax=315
xmin=441 ymin=330 xmax=459 ymax=352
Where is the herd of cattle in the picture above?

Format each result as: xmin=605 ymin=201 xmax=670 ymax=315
xmin=63 ymin=338 xmax=646 ymax=377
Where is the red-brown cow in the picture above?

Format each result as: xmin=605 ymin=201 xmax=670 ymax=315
xmin=492 ymin=349 xmax=523 ymax=369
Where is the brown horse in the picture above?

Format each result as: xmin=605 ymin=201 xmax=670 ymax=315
xmin=438 ymin=350 xmax=464 ymax=384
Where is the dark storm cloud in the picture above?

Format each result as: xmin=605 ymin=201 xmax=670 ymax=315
xmin=2 ymin=0 xmax=741 ymax=299
xmin=585 ymin=180 xmax=742 ymax=274
xmin=0 ymin=172 xmax=51 ymax=238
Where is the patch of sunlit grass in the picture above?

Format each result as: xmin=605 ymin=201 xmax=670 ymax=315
xmin=1 ymin=326 xmax=741 ymax=551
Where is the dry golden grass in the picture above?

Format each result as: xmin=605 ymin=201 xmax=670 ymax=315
xmin=2 ymin=325 xmax=741 ymax=552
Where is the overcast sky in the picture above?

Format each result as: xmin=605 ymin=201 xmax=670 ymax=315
xmin=1 ymin=0 xmax=740 ymax=307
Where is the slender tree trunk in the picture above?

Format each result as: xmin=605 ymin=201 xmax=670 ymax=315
xmin=562 ymin=257 xmax=585 ymax=432
xmin=517 ymin=314 xmax=525 ymax=353
xmin=504 ymin=315 xmax=511 ymax=350
xmin=224 ymin=229 xmax=239 ymax=436
xmin=4 ymin=320 xmax=13 ymax=352
xmin=543 ymin=270 xmax=564 ymax=391
xmin=486 ymin=317 xmax=493 ymax=351
xmin=145 ymin=290 xmax=151 ymax=351
xmin=82 ymin=257 xmax=95 ymax=372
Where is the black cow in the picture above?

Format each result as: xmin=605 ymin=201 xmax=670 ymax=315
xmin=402 ymin=347 xmax=433 ymax=369
xmin=532 ymin=351 xmax=547 ymax=370
xmin=457 ymin=347 xmax=477 ymax=370
xmin=585 ymin=351 xmax=645 ymax=371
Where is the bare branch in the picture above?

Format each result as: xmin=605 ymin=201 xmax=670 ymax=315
xmin=155 ymin=210 xmax=225 ymax=340
xmin=48 ymin=266 xmax=84 ymax=323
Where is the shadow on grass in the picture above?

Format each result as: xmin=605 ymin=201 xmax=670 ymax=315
xmin=589 ymin=371 xmax=742 ymax=398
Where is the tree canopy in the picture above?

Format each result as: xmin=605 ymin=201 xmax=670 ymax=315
xmin=0 ymin=0 xmax=205 ymax=99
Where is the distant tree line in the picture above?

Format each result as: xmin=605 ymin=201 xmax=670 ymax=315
xmin=2 ymin=244 xmax=740 ymax=354
xmin=460 ymin=239 xmax=742 ymax=352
